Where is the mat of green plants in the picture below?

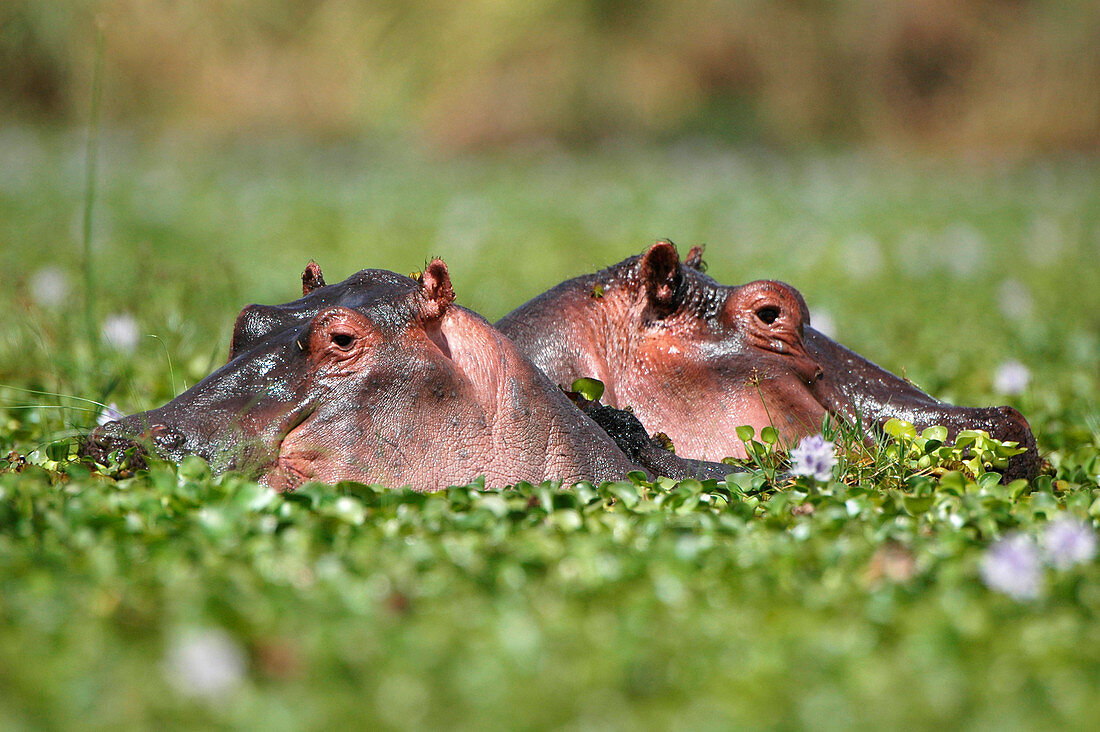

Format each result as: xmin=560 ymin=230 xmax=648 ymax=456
xmin=1 ymin=131 xmax=1099 ymax=729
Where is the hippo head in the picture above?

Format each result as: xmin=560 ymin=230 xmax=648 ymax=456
xmin=498 ymin=240 xmax=830 ymax=460
xmin=497 ymin=240 xmax=1040 ymax=480
xmin=85 ymin=261 xmax=461 ymax=488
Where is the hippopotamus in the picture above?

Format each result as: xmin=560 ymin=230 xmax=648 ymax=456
xmin=82 ymin=259 xmax=732 ymax=492
xmin=496 ymin=241 xmax=1040 ymax=482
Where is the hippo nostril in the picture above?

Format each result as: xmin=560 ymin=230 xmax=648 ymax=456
xmin=149 ymin=424 xmax=185 ymax=450
xmin=756 ymin=307 xmax=780 ymax=325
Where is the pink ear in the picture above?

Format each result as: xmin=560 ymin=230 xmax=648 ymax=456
xmin=419 ymin=258 xmax=455 ymax=319
xmin=302 ymin=260 xmax=326 ymax=296
xmin=638 ymin=239 xmax=682 ymax=309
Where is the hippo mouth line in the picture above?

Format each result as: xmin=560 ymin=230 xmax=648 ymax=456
xmin=269 ymin=405 xmax=323 ymax=481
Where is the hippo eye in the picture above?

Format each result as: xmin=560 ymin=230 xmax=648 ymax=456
xmin=756 ymin=306 xmax=780 ymax=325
xmin=330 ymin=332 xmax=355 ymax=350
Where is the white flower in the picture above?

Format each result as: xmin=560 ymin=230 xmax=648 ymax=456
xmin=96 ymin=402 xmax=125 ymax=426
xmin=808 ymin=308 xmax=836 ymax=339
xmin=101 ymin=313 xmax=140 ymax=352
xmin=29 ymin=267 xmax=70 ymax=308
xmin=993 ymin=360 xmax=1031 ymax=396
xmin=789 ymin=434 xmax=837 ymax=483
xmin=980 ymin=533 xmax=1042 ymax=601
xmin=164 ymin=627 xmax=246 ymax=698
xmin=1041 ymin=516 xmax=1097 ymax=570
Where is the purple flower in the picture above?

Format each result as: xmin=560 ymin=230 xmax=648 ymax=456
xmin=993 ymin=360 xmax=1031 ymax=396
xmin=1041 ymin=516 xmax=1097 ymax=570
xmin=96 ymin=402 xmax=125 ymax=426
xmin=980 ymin=533 xmax=1043 ymax=601
xmin=789 ymin=434 xmax=837 ymax=483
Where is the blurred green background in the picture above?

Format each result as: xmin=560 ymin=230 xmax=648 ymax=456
xmin=4 ymin=0 xmax=1099 ymax=152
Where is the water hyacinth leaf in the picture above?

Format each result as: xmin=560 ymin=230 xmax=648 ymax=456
xmin=759 ymin=426 xmax=779 ymax=445
xmin=233 ymin=482 xmax=278 ymax=512
xmin=905 ymin=475 xmax=934 ymax=495
xmin=954 ymin=430 xmax=982 ymax=450
xmin=923 ymin=439 xmax=944 ymax=455
xmin=939 ymin=471 xmax=967 ymax=496
xmin=735 ymin=425 xmax=755 ymax=443
xmin=178 ymin=455 xmax=211 ymax=481
xmin=883 ymin=418 xmax=916 ymax=439
xmin=571 ymin=481 xmax=599 ymax=505
xmin=921 ymin=426 xmax=949 ymax=442
xmin=326 ymin=496 xmax=367 ymax=525
xmin=978 ymin=472 xmax=1003 ymax=492
xmin=903 ymin=494 xmax=935 ymax=515
xmin=605 ymin=481 xmax=640 ymax=509
xmin=677 ymin=478 xmax=704 ymax=496
xmin=994 ymin=441 xmax=1026 ymax=458
xmin=550 ymin=509 xmax=583 ymax=531
xmin=570 ymin=377 xmax=604 ymax=402
xmin=46 ymin=440 xmax=72 ymax=462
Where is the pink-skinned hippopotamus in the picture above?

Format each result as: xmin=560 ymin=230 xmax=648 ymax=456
xmin=82 ymin=259 xmax=733 ymax=491
xmin=496 ymin=240 xmax=1040 ymax=482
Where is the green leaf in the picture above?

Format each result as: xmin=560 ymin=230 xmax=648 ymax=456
xmin=759 ymin=426 xmax=779 ymax=445
xmin=883 ymin=418 xmax=916 ymax=439
xmin=735 ymin=425 xmax=755 ymax=443
xmin=921 ymin=425 xmax=948 ymax=441
xmin=570 ymin=377 xmax=604 ymax=402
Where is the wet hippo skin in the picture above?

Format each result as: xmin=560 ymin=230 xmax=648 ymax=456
xmin=497 ymin=241 xmax=1039 ymax=482
xmin=83 ymin=259 xmax=734 ymax=491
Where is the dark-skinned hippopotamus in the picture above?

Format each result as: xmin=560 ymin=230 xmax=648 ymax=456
xmin=82 ymin=259 xmax=732 ymax=492
xmin=496 ymin=240 xmax=1040 ymax=482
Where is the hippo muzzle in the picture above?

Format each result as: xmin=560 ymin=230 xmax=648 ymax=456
xmin=81 ymin=416 xmax=187 ymax=470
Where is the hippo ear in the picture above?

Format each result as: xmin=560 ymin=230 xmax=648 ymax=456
xmin=302 ymin=260 xmax=326 ymax=296
xmin=684 ymin=245 xmax=707 ymax=272
xmin=418 ymin=258 xmax=455 ymax=320
xmin=638 ymin=240 xmax=683 ymax=311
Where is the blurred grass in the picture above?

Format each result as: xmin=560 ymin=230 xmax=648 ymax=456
xmin=2 ymin=0 xmax=1099 ymax=152
xmin=0 ymin=130 xmax=1098 ymax=728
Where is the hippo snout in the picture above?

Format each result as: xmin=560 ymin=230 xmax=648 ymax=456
xmin=988 ymin=405 xmax=1041 ymax=482
xmin=81 ymin=418 xmax=186 ymax=470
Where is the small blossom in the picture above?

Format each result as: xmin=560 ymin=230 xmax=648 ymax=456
xmin=1041 ymin=516 xmax=1097 ymax=570
xmin=789 ymin=434 xmax=837 ymax=482
xmin=29 ymin=267 xmax=70 ymax=308
xmin=980 ymin=533 xmax=1042 ymax=601
xmin=101 ymin=313 xmax=140 ymax=352
xmin=993 ymin=360 xmax=1031 ymax=395
xmin=808 ymin=308 xmax=836 ymax=339
xmin=96 ymin=402 xmax=125 ymax=426
xmin=163 ymin=627 xmax=246 ymax=698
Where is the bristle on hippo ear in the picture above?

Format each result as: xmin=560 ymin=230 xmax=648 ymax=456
xmin=685 ymin=245 xmax=707 ymax=272
xmin=418 ymin=258 xmax=455 ymax=319
xmin=302 ymin=260 xmax=326 ymax=296
xmin=639 ymin=239 xmax=683 ymax=309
